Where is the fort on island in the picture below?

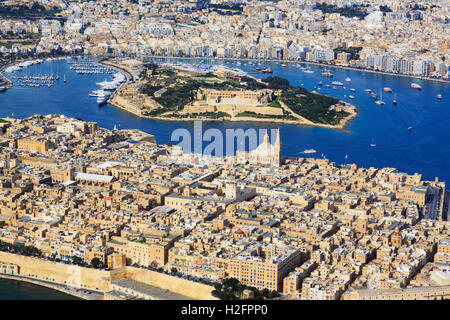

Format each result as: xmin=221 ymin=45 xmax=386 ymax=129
xmin=107 ymin=59 xmax=357 ymax=129
xmin=0 ymin=114 xmax=448 ymax=300
xmin=183 ymin=88 xmax=283 ymax=118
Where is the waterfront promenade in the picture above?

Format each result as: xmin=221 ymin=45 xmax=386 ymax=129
xmin=0 ymin=274 xmax=103 ymax=300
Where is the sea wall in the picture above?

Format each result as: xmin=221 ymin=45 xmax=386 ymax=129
xmin=0 ymin=252 xmax=216 ymax=299
xmin=125 ymin=266 xmax=218 ymax=300
xmin=0 ymin=252 xmax=122 ymax=291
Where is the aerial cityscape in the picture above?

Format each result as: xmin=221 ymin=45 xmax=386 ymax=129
xmin=0 ymin=0 xmax=449 ymax=302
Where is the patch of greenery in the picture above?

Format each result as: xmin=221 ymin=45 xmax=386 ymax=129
xmin=280 ymin=87 xmax=345 ymax=124
xmin=268 ymin=100 xmax=282 ymax=108
xmin=314 ymin=3 xmax=369 ymax=19
xmin=261 ymin=76 xmax=290 ymax=90
xmin=208 ymin=4 xmax=243 ymax=16
xmin=0 ymin=2 xmax=61 ymax=18
xmin=236 ymin=111 xmax=295 ymax=120
xmin=170 ymin=111 xmax=231 ymax=119
xmin=0 ymin=239 xmax=41 ymax=257
xmin=379 ymin=5 xmax=392 ymax=13
xmin=141 ymin=65 xmax=348 ymax=125
xmin=212 ymin=278 xmax=281 ymax=300
xmin=333 ymin=46 xmax=363 ymax=61
xmin=141 ymin=83 xmax=163 ymax=96
xmin=146 ymin=108 xmax=169 ymax=116
xmin=412 ymin=4 xmax=426 ymax=11
xmin=153 ymin=81 xmax=199 ymax=109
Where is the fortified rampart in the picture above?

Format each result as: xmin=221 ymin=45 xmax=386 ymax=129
xmin=0 ymin=252 xmax=216 ymax=299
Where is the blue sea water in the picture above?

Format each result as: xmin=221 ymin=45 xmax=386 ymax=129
xmin=0 ymin=278 xmax=79 ymax=300
xmin=0 ymin=58 xmax=449 ymax=183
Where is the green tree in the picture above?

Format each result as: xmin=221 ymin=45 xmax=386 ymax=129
xmin=71 ymin=255 xmax=82 ymax=265
xmin=90 ymin=257 xmax=101 ymax=268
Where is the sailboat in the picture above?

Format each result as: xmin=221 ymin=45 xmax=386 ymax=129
xmin=345 ymin=154 xmax=348 ymax=161
xmin=375 ymin=89 xmax=385 ymax=105
xmin=393 ymin=94 xmax=397 ymax=105
xmin=370 ymin=138 xmax=376 ymax=148
xmin=63 ymin=74 xmax=66 ymax=83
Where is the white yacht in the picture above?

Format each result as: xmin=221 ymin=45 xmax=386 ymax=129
xmin=97 ymin=92 xmax=110 ymax=105
xmin=89 ymin=90 xmax=103 ymax=97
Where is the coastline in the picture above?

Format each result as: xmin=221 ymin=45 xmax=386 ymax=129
xmin=108 ymin=98 xmax=358 ymax=131
xmin=98 ymin=58 xmax=134 ymax=83
xmin=0 ymin=55 xmax=133 ymax=93
xmin=144 ymin=55 xmax=450 ymax=85
xmin=0 ymin=274 xmax=100 ymax=300
xmin=0 ymin=70 xmax=13 ymax=90
xmin=144 ymin=106 xmax=357 ymax=131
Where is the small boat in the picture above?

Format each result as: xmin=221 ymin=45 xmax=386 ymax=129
xmin=411 ymin=83 xmax=422 ymax=90
xmin=332 ymin=81 xmax=344 ymax=86
xmin=345 ymin=77 xmax=351 ymax=82
xmin=371 ymin=92 xmax=377 ymax=98
xmin=383 ymin=87 xmax=392 ymax=93
xmin=318 ymin=81 xmax=323 ymax=86
xmin=437 ymin=94 xmax=443 ymax=100
xmin=262 ymin=68 xmax=272 ymax=73
xmin=365 ymin=89 xmax=372 ymax=93
xmin=303 ymin=69 xmax=314 ymax=73
xmin=281 ymin=64 xmax=288 ymax=67
xmin=325 ymin=84 xmax=330 ymax=88
xmin=350 ymin=88 xmax=355 ymax=92
xmin=0 ymin=86 xmax=6 ymax=92
xmin=302 ymin=149 xmax=317 ymax=154
xmin=370 ymin=138 xmax=376 ymax=147
xmin=375 ymin=89 xmax=385 ymax=105
xmin=349 ymin=95 xmax=354 ymax=99
xmin=89 ymin=90 xmax=103 ymax=97
xmin=408 ymin=127 xmax=413 ymax=131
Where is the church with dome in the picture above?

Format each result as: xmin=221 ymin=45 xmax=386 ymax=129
xmin=236 ymin=129 xmax=282 ymax=167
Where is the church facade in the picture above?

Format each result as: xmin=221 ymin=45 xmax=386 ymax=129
xmin=236 ymin=129 xmax=282 ymax=167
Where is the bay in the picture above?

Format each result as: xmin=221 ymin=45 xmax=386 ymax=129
xmin=0 ymin=57 xmax=449 ymax=183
